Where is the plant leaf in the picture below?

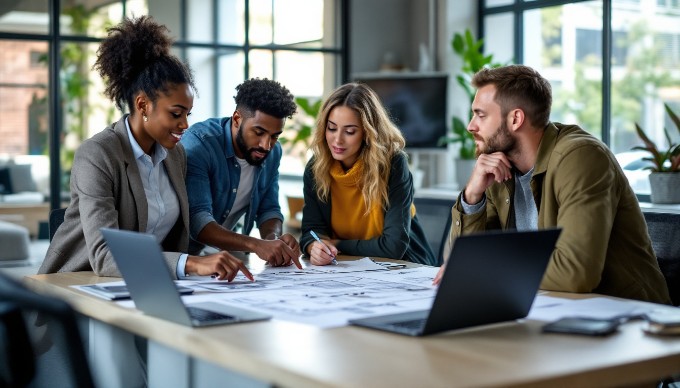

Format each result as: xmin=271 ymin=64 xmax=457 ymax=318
xmin=452 ymin=33 xmax=464 ymax=55
xmin=665 ymin=103 xmax=680 ymax=137
xmin=634 ymin=123 xmax=659 ymax=151
xmin=295 ymin=96 xmax=321 ymax=118
xmin=670 ymin=144 xmax=680 ymax=171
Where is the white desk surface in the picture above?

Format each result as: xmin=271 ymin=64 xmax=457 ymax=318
xmin=638 ymin=202 xmax=680 ymax=214
xmin=414 ymin=184 xmax=460 ymax=200
xmin=24 ymin=260 xmax=680 ymax=388
xmin=416 ymin=185 xmax=680 ymax=214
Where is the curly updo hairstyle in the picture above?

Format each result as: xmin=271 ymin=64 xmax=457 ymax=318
xmin=234 ymin=78 xmax=297 ymax=119
xmin=93 ymin=15 xmax=196 ymax=113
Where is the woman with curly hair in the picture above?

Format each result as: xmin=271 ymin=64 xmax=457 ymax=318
xmin=300 ymin=83 xmax=437 ymax=266
xmin=39 ymin=16 xmax=252 ymax=282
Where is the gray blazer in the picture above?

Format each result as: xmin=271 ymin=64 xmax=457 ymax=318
xmin=38 ymin=115 xmax=190 ymax=278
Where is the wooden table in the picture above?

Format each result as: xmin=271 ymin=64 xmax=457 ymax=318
xmin=24 ymin=262 xmax=680 ymax=388
xmin=0 ymin=202 xmax=49 ymax=237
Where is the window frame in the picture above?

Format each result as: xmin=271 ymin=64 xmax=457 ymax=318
xmin=0 ymin=0 xmax=347 ymax=210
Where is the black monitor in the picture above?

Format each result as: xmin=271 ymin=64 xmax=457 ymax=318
xmin=353 ymin=73 xmax=448 ymax=149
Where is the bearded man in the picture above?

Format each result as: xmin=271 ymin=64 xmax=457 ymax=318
xmin=181 ymin=78 xmax=301 ymax=268
xmin=433 ymin=65 xmax=669 ymax=304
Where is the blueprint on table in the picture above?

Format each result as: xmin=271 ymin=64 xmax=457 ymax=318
xmin=112 ymin=259 xmax=440 ymax=328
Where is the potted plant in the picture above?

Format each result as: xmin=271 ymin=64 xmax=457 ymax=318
xmin=280 ymin=96 xmax=321 ymax=230
xmin=633 ymin=103 xmax=680 ymax=204
xmin=439 ymin=29 xmax=503 ymax=187
xmin=281 ymin=96 xmax=321 ymax=162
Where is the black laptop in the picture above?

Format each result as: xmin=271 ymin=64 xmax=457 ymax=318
xmin=349 ymin=228 xmax=561 ymax=336
xmin=100 ymin=228 xmax=271 ymax=327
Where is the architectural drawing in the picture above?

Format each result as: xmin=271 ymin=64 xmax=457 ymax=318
xmin=118 ymin=262 xmax=441 ymax=328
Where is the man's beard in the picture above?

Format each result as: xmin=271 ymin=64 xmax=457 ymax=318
xmin=475 ymin=120 xmax=516 ymax=158
xmin=236 ymin=123 xmax=270 ymax=166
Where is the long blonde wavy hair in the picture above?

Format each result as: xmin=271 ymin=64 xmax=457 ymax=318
xmin=310 ymin=83 xmax=406 ymax=212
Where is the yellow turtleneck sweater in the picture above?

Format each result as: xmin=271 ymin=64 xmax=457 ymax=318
xmin=329 ymin=159 xmax=384 ymax=240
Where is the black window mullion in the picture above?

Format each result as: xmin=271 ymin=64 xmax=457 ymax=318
xmin=477 ymin=0 xmax=485 ymax=39
xmin=49 ymin=0 xmax=62 ymax=211
xmin=244 ymin=0 xmax=250 ymax=79
xmin=340 ymin=0 xmax=349 ymax=83
xmin=602 ymin=0 xmax=612 ymax=146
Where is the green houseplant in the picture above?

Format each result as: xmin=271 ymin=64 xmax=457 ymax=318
xmin=280 ymin=96 xmax=321 ymax=230
xmin=633 ymin=103 xmax=680 ymax=203
xmin=439 ymin=29 xmax=503 ymax=186
xmin=281 ymin=96 xmax=322 ymax=161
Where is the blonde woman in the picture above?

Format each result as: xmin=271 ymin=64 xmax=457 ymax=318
xmin=300 ymin=83 xmax=436 ymax=266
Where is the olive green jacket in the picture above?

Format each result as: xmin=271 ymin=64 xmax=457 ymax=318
xmin=445 ymin=123 xmax=671 ymax=304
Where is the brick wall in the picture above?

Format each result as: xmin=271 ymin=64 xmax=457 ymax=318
xmin=0 ymin=40 xmax=48 ymax=156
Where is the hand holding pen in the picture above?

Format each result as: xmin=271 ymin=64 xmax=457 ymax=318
xmin=309 ymin=230 xmax=339 ymax=266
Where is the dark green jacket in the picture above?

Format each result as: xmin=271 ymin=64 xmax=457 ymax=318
xmin=301 ymin=153 xmax=437 ymax=266
xmin=445 ymin=123 xmax=670 ymax=304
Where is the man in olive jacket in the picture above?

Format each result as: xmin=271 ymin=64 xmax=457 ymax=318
xmin=434 ymin=65 xmax=670 ymax=304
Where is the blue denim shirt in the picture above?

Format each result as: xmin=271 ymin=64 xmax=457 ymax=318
xmin=180 ymin=117 xmax=283 ymax=252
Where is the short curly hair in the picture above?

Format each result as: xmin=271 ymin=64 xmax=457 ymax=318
xmin=234 ymin=78 xmax=297 ymax=119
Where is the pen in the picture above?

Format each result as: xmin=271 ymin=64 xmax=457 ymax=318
xmin=309 ymin=230 xmax=338 ymax=265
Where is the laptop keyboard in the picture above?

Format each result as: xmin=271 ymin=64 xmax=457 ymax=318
xmin=391 ymin=318 xmax=427 ymax=330
xmin=187 ymin=307 xmax=237 ymax=323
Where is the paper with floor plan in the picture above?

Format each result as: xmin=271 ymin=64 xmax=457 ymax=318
xmin=105 ymin=260 xmax=440 ymax=328
xmin=76 ymin=259 xmax=663 ymax=329
xmin=240 ymin=256 xmax=387 ymax=275
xmin=181 ymin=268 xmax=438 ymax=328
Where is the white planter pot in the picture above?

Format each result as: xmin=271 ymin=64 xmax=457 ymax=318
xmin=649 ymin=172 xmax=680 ymax=204
xmin=455 ymin=159 xmax=476 ymax=188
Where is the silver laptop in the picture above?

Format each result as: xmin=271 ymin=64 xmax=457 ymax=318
xmin=100 ymin=228 xmax=271 ymax=327
xmin=349 ymin=228 xmax=562 ymax=336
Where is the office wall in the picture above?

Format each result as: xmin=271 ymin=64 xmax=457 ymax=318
xmin=349 ymin=0 xmax=477 ymax=187
xmin=444 ymin=0 xmax=476 ymax=124
xmin=350 ymin=0 xmax=411 ymax=74
xmin=350 ymin=0 xmax=446 ymax=75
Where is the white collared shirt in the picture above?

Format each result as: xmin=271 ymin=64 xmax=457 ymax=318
xmin=125 ymin=118 xmax=187 ymax=277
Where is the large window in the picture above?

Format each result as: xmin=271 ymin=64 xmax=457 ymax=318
xmin=0 ymin=0 xmax=344 ymax=215
xmin=481 ymin=0 xmax=680 ymax=195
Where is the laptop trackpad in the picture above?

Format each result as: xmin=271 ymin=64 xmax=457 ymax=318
xmin=189 ymin=302 xmax=271 ymax=324
xmin=350 ymin=310 xmax=430 ymax=335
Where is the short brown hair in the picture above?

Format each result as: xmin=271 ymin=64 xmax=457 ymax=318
xmin=472 ymin=65 xmax=552 ymax=128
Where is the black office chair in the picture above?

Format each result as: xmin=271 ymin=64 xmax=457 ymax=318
xmin=0 ymin=273 xmax=95 ymax=388
xmin=413 ymin=196 xmax=457 ymax=266
xmin=49 ymin=208 xmax=66 ymax=242
xmin=0 ymin=301 xmax=35 ymax=386
xmin=643 ymin=212 xmax=680 ymax=306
